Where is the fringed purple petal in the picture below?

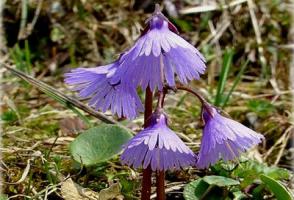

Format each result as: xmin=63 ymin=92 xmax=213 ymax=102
xmin=64 ymin=63 xmax=143 ymax=119
xmin=120 ymin=112 xmax=197 ymax=171
xmin=197 ymin=105 xmax=264 ymax=169
xmin=112 ymin=12 xmax=206 ymax=91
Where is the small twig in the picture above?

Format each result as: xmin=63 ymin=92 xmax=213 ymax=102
xmin=263 ymin=126 xmax=292 ymax=162
xmin=274 ymin=126 xmax=293 ymax=165
xmin=278 ymin=44 xmax=294 ymax=49
xmin=199 ymin=20 xmax=231 ymax=49
xmin=247 ymin=0 xmax=267 ymax=76
xmin=17 ymin=0 xmax=43 ymax=39
xmin=4 ymin=159 xmax=31 ymax=185
xmin=179 ymin=0 xmax=247 ymax=14
xmin=208 ymin=20 xmax=222 ymax=65
xmin=27 ymin=0 xmax=43 ymax=36
xmin=175 ymin=131 xmax=193 ymax=143
xmin=18 ymin=0 xmax=28 ymax=40
xmin=8 ymin=194 xmax=32 ymax=200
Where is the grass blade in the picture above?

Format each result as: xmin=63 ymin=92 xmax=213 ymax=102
xmin=214 ymin=48 xmax=234 ymax=106
xmin=222 ymin=59 xmax=249 ymax=108
xmin=2 ymin=63 xmax=118 ymax=125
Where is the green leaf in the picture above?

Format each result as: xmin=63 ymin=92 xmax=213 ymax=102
xmin=183 ymin=179 xmax=210 ymax=200
xmin=184 ymin=178 xmax=226 ymax=200
xmin=215 ymin=48 xmax=234 ymax=106
xmin=247 ymin=100 xmax=275 ymax=117
xmin=222 ymin=59 xmax=249 ymax=108
xmin=233 ymin=160 xmax=290 ymax=188
xmin=70 ymin=124 xmax=132 ymax=166
xmin=264 ymin=166 xmax=290 ymax=180
xmin=260 ymin=174 xmax=293 ymax=200
xmin=203 ymin=175 xmax=240 ymax=187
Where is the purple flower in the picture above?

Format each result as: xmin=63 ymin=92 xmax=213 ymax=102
xmin=64 ymin=62 xmax=143 ymax=119
xmin=197 ymin=104 xmax=264 ymax=169
xmin=121 ymin=110 xmax=196 ymax=171
xmin=112 ymin=7 xmax=206 ymax=91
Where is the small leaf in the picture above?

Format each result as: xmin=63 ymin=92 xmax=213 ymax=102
xmin=70 ymin=124 xmax=132 ymax=166
xmin=203 ymin=176 xmax=240 ymax=187
xmin=263 ymin=166 xmax=290 ymax=180
xmin=183 ymin=178 xmax=210 ymax=200
xmin=247 ymin=100 xmax=275 ymax=117
xmin=260 ymin=174 xmax=293 ymax=200
xmin=233 ymin=160 xmax=290 ymax=188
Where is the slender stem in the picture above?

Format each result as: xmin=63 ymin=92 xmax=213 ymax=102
xmin=156 ymin=170 xmax=165 ymax=200
xmin=144 ymin=87 xmax=153 ymax=127
xmin=172 ymin=84 xmax=215 ymax=118
xmin=175 ymin=84 xmax=208 ymax=105
xmin=155 ymin=90 xmax=167 ymax=200
xmin=156 ymin=90 xmax=166 ymax=109
xmin=141 ymin=87 xmax=153 ymax=200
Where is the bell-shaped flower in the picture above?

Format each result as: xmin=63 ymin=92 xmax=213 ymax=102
xmin=113 ymin=6 xmax=206 ymax=91
xmin=64 ymin=62 xmax=143 ymax=119
xmin=121 ymin=110 xmax=197 ymax=171
xmin=197 ymin=104 xmax=264 ymax=169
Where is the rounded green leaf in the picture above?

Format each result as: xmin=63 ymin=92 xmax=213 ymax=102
xmin=203 ymin=175 xmax=240 ymax=187
xmin=70 ymin=124 xmax=132 ymax=166
xmin=183 ymin=179 xmax=210 ymax=200
xmin=260 ymin=174 xmax=293 ymax=200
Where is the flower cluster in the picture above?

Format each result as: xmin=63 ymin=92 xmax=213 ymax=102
xmin=65 ymin=6 xmax=206 ymax=120
xmin=65 ymin=5 xmax=264 ymax=171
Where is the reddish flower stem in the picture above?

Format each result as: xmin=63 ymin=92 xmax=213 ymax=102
xmin=156 ymin=90 xmax=167 ymax=200
xmin=156 ymin=170 xmax=165 ymax=200
xmin=141 ymin=86 xmax=153 ymax=200
xmin=175 ymin=84 xmax=207 ymax=105
xmin=175 ymin=84 xmax=216 ymax=117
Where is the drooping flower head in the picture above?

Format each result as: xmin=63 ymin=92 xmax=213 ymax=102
xmin=121 ymin=109 xmax=197 ymax=171
xmin=65 ymin=5 xmax=207 ymax=119
xmin=197 ymin=103 xmax=264 ymax=169
xmin=112 ymin=5 xmax=206 ymax=91
xmin=64 ymin=61 xmax=143 ymax=119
